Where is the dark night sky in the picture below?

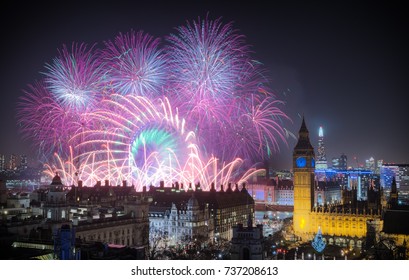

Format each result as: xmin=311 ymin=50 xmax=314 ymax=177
xmin=0 ymin=0 xmax=408 ymax=170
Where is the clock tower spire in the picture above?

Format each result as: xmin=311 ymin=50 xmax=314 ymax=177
xmin=293 ymin=117 xmax=315 ymax=239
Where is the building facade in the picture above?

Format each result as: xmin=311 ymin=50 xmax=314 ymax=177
xmin=230 ymin=218 xmax=264 ymax=260
xmin=149 ymin=190 xmax=213 ymax=247
xmin=315 ymin=169 xmax=379 ymax=201
xmin=381 ymin=163 xmax=409 ymax=203
xmin=314 ymin=181 xmax=341 ymax=206
xmin=275 ymin=180 xmax=294 ymax=205
xmin=2 ymin=175 xmax=150 ymax=259
xmin=149 ymin=182 xmax=254 ymax=242
xmin=74 ymin=196 xmax=150 ymax=250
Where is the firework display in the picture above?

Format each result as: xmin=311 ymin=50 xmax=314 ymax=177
xmin=18 ymin=17 xmax=290 ymax=190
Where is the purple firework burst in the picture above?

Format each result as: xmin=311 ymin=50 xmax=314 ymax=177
xmin=166 ymin=16 xmax=289 ymax=161
xmin=17 ymin=81 xmax=92 ymax=160
xmin=43 ymin=43 xmax=104 ymax=113
xmin=100 ymin=30 xmax=168 ymax=97
xmin=166 ymin=16 xmax=249 ymax=105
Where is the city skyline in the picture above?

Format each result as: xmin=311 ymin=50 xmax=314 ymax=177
xmin=1 ymin=1 xmax=408 ymax=170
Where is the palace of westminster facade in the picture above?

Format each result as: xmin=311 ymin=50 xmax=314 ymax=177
xmin=292 ymin=118 xmax=408 ymax=252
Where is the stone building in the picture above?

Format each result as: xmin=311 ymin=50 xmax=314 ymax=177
xmin=149 ymin=181 xmax=254 ymax=243
xmin=314 ymin=181 xmax=341 ymax=206
xmin=274 ymin=179 xmax=294 ymax=205
xmin=149 ymin=190 xmax=212 ymax=247
xmin=2 ymin=175 xmax=150 ymax=259
xmin=66 ymin=179 xmax=137 ymax=208
xmin=230 ymin=216 xmax=264 ymax=260
xmin=74 ymin=195 xmax=150 ymax=252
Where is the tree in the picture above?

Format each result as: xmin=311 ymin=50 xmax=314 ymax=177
xmin=149 ymin=228 xmax=169 ymax=259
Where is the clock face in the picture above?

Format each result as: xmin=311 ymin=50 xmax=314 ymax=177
xmin=296 ymin=157 xmax=307 ymax=168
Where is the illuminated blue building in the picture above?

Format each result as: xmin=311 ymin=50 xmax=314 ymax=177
xmin=315 ymin=169 xmax=379 ymax=201
xmin=381 ymin=164 xmax=409 ymax=203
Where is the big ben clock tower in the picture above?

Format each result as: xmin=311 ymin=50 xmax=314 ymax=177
xmin=293 ymin=117 xmax=315 ymax=239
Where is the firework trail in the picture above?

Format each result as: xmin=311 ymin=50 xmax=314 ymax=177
xmin=100 ymin=30 xmax=168 ymax=97
xmin=45 ymin=145 xmax=263 ymax=191
xmin=67 ymin=94 xmax=196 ymax=188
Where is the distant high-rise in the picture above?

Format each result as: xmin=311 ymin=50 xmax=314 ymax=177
xmin=8 ymin=154 xmax=17 ymax=170
xmin=0 ymin=154 xmax=5 ymax=171
xmin=365 ymin=157 xmax=375 ymax=172
xmin=331 ymin=157 xmax=340 ymax=169
xmin=20 ymin=154 xmax=28 ymax=170
xmin=331 ymin=153 xmax=347 ymax=170
xmin=380 ymin=163 xmax=409 ymax=202
xmin=376 ymin=159 xmax=383 ymax=175
xmin=380 ymin=164 xmax=409 ymax=188
xmin=316 ymin=126 xmax=327 ymax=170
xmin=339 ymin=153 xmax=347 ymax=170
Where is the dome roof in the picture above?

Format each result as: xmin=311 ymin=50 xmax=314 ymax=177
xmin=187 ymin=194 xmax=199 ymax=209
xmin=51 ymin=173 xmax=63 ymax=185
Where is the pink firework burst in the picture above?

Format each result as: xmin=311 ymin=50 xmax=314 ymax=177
xmin=17 ymin=81 xmax=93 ymax=160
xmin=100 ymin=30 xmax=168 ymax=97
xmin=43 ymin=43 xmax=104 ymax=112
xmin=166 ymin=16 xmax=290 ymax=161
